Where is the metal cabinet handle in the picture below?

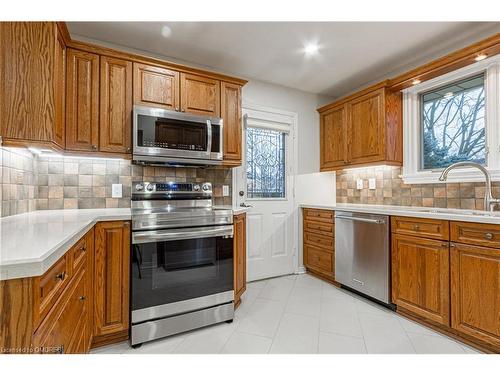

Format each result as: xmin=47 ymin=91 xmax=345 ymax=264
xmin=91 ymin=145 xmax=97 ymax=150
xmin=441 ymin=243 xmax=448 ymax=248
xmin=56 ymin=346 xmax=64 ymax=354
xmin=484 ymin=232 xmax=494 ymax=240
xmin=55 ymin=271 xmax=66 ymax=281
xmin=126 ymin=147 xmax=131 ymax=152
xmin=413 ymin=224 xmax=420 ymax=230
xmin=336 ymin=215 xmax=384 ymax=224
xmin=79 ymin=296 xmax=86 ymax=301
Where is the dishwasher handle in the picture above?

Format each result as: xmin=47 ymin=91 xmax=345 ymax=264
xmin=335 ymin=215 xmax=385 ymax=224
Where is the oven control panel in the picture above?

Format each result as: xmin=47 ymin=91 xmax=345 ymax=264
xmin=133 ymin=181 xmax=212 ymax=195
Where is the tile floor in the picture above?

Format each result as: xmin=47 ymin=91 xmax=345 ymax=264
xmin=92 ymin=273 xmax=482 ymax=354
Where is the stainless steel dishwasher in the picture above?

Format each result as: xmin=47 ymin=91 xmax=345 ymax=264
xmin=335 ymin=211 xmax=390 ymax=304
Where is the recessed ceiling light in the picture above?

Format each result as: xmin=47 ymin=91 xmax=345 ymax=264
xmin=412 ymin=79 xmax=421 ymax=85
xmin=475 ymin=53 xmax=487 ymax=61
xmin=161 ymin=25 xmax=172 ymax=38
xmin=304 ymin=42 xmax=320 ymax=56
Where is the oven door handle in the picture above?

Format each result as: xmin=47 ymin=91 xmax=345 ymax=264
xmin=132 ymin=225 xmax=234 ymax=244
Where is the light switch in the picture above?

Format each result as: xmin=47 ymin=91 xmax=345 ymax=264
xmin=356 ymin=179 xmax=363 ymax=190
xmin=112 ymin=184 xmax=122 ymax=198
xmin=222 ymin=185 xmax=230 ymax=197
xmin=369 ymin=178 xmax=376 ymax=190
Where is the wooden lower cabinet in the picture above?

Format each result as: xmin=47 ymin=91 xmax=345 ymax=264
xmin=451 ymin=242 xmax=500 ymax=349
xmin=391 ymin=234 xmax=450 ymax=326
xmin=233 ymin=213 xmax=246 ymax=308
xmin=92 ymin=221 xmax=131 ymax=347
xmin=302 ymin=208 xmax=336 ymax=283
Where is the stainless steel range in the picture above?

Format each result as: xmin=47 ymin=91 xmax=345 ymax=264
xmin=130 ymin=181 xmax=234 ymax=347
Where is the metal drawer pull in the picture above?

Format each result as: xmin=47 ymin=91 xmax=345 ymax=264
xmin=79 ymin=296 xmax=86 ymax=301
xmin=336 ymin=215 xmax=384 ymax=224
xmin=413 ymin=225 xmax=420 ymax=230
xmin=484 ymin=232 xmax=494 ymax=240
xmin=55 ymin=271 xmax=66 ymax=281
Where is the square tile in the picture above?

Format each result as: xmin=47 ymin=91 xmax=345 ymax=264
xmin=237 ymin=298 xmax=285 ymax=338
xmin=269 ymin=313 xmax=319 ymax=354
xmin=285 ymin=286 xmax=321 ymax=317
xmin=407 ymin=332 xmax=465 ymax=354
xmin=221 ymin=331 xmax=272 ymax=354
xmin=320 ymin=297 xmax=364 ymax=338
xmin=318 ymin=332 xmax=366 ymax=354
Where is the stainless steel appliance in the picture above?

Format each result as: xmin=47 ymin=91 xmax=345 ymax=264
xmin=335 ymin=211 xmax=391 ymax=305
xmin=130 ymin=181 xmax=234 ymax=347
xmin=133 ymin=105 xmax=223 ymax=166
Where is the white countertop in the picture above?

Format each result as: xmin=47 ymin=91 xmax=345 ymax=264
xmin=214 ymin=205 xmax=250 ymax=215
xmin=300 ymin=203 xmax=500 ymax=224
xmin=0 ymin=208 xmax=131 ymax=280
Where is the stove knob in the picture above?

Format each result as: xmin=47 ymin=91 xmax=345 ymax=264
xmin=135 ymin=183 xmax=144 ymax=191
xmin=193 ymin=184 xmax=200 ymax=192
xmin=146 ymin=184 xmax=154 ymax=192
xmin=202 ymin=183 xmax=210 ymax=192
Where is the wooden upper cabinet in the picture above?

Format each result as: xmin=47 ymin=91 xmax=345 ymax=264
xmin=391 ymin=234 xmax=450 ymax=326
xmin=320 ymin=105 xmax=347 ymax=171
xmin=317 ymin=83 xmax=402 ymax=171
xmin=93 ymin=221 xmax=130 ymax=339
xmin=180 ymin=73 xmax=220 ymax=116
xmin=0 ymin=22 xmax=66 ymax=148
xmin=133 ymin=63 xmax=180 ymax=110
xmin=221 ymin=82 xmax=242 ymax=163
xmin=65 ymin=49 xmax=100 ymax=152
xmin=347 ymin=89 xmax=385 ymax=165
xmin=451 ymin=243 xmax=500 ymax=348
xmin=100 ymin=56 xmax=133 ymax=154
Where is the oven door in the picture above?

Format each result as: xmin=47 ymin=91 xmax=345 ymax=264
xmin=131 ymin=225 xmax=234 ymax=324
xmin=133 ymin=105 xmax=223 ymax=162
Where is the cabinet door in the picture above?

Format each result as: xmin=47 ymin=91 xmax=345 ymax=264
xmin=451 ymin=243 xmax=500 ymax=348
xmin=234 ymin=213 xmax=247 ymax=308
xmin=65 ymin=49 xmax=100 ymax=152
xmin=391 ymin=234 xmax=450 ymax=326
xmin=94 ymin=221 xmax=130 ymax=338
xmin=100 ymin=56 xmax=132 ymax=153
xmin=320 ymin=105 xmax=347 ymax=170
xmin=0 ymin=22 xmax=60 ymax=144
xmin=180 ymin=73 xmax=220 ymax=116
xmin=221 ymin=82 xmax=242 ymax=163
xmin=347 ymin=89 xmax=385 ymax=165
xmin=133 ymin=63 xmax=179 ymax=110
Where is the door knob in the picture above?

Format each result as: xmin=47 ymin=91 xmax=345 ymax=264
xmin=240 ymin=203 xmax=252 ymax=208
xmin=239 ymin=191 xmax=245 ymax=197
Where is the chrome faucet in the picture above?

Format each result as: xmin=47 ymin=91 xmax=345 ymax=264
xmin=438 ymin=161 xmax=500 ymax=211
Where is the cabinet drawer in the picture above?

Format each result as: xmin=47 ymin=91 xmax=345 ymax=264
xmin=391 ymin=216 xmax=449 ymax=240
xmin=72 ymin=234 xmax=89 ymax=272
xmin=304 ymin=231 xmax=334 ymax=252
xmin=304 ymin=220 xmax=334 ymax=237
xmin=451 ymin=221 xmax=500 ymax=249
xmin=305 ymin=244 xmax=333 ymax=276
xmin=33 ymin=266 xmax=88 ymax=354
xmin=33 ymin=252 xmax=72 ymax=326
xmin=303 ymin=208 xmax=334 ymax=223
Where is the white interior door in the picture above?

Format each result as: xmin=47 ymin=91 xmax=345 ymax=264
xmin=234 ymin=105 xmax=296 ymax=282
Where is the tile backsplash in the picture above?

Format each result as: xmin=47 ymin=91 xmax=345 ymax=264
xmin=1 ymin=147 xmax=232 ymax=217
xmin=336 ymin=165 xmax=495 ymax=210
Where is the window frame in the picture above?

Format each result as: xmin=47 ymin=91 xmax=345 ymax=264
xmin=402 ymin=54 xmax=500 ymax=184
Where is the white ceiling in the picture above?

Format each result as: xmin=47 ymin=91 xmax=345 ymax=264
xmin=67 ymin=22 xmax=500 ymax=98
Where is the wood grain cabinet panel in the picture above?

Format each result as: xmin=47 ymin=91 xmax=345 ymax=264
xmin=65 ymin=49 xmax=100 ymax=152
xmin=221 ymin=82 xmax=242 ymax=163
xmin=347 ymin=89 xmax=385 ymax=165
xmin=93 ymin=221 xmax=130 ymax=342
xmin=304 ymin=244 xmax=334 ymax=277
xmin=233 ymin=213 xmax=246 ymax=308
xmin=391 ymin=216 xmax=449 ymax=241
xmin=0 ymin=22 xmax=66 ymax=149
xmin=180 ymin=73 xmax=220 ymax=116
xmin=320 ymin=105 xmax=347 ymax=171
xmin=391 ymin=234 xmax=450 ymax=326
xmin=451 ymin=221 xmax=500 ymax=249
xmin=451 ymin=242 xmax=500 ymax=348
xmin=317 ymin=84 xmax=402 ymax=171
xmin=133 ymin=63 xmax=179 ymax=110
xmin=99 ymin=56 xmax=132 ymax=154
xmin=303 ymin=208 xmax=334 ymax=223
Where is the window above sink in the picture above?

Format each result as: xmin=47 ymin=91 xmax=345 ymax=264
xmin=402 ymin=54 xmax=500 ymax=184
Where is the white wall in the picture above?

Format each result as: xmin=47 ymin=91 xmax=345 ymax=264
xmin=242 ymin=80 xmax=331 ymax=175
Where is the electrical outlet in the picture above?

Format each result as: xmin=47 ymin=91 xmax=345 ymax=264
xmin=369 ymin=178 xmax=376 ymax=190
xmin=112 ymin=184 xmax=122 ymax=198
xmin=222 ymin=185 xmax=230 ymax=197
xmin=356 ymin=179 xmax=364 ymax=190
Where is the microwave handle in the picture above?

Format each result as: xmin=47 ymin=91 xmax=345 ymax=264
xmin=206 ymin=120 xmax=212 ymax=157
xmin=132 ymin=225 xmax=233 ymax=244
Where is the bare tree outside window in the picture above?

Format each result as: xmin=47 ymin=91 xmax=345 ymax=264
xmin=421 ymin=74 xmax=486 ymax=170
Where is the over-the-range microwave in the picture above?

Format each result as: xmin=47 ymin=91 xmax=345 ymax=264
xmin=132 ymin=105 xmax=223 ymax=166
